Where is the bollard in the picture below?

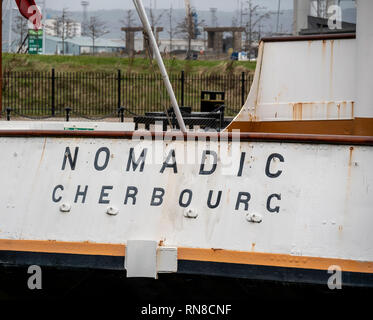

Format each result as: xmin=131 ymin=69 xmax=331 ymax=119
xmin=65 ymin=107 xmax=71 ymax=122
xmin=6 ymin=108 xmax=11 ymax=121
xmin=118 ymin=106 xmax=125 ymax=123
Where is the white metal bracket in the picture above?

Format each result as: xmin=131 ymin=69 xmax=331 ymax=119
xmin=125 ymin=240 xmax=178 ymax=278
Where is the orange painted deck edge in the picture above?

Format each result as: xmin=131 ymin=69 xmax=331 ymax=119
xmin=178 ymin=248 xmax=373 ymax=274
xmin=0 ymin=239 xmax=125 ymax=257
xmin=0 ymin=239 xmax=372 ymax=274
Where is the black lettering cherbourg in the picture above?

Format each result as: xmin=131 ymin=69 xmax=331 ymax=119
xmin=53 ymin=146 xmax=284 ymax=214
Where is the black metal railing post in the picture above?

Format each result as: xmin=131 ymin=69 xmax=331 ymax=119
xmin=181 ymin=70 xmax=185 ymax=107
xmin=117 ymin=69 xmax=121 ymax=111
xmin=65 ymin=107 xmax=71 ymax=122
xmin=51 ymin=68 xmax=55 ymax=116
xmin=3 ymin=70 xmax=253 ymax=118
xmin=6 ymin=108 xmax=11 ymax=121
xmin=241 ymin=72 xmax=246 ymax=106
xmin=118 ymin=106 xmax=124 ymax=123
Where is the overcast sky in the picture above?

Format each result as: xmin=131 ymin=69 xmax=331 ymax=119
xmin=35 ymin=0 xmax=294 ymax=12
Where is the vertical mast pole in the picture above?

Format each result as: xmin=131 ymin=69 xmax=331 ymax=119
xmin=133 ymin=0 xmax=187 ymax=133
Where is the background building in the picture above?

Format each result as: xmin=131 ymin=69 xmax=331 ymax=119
xmin=45 ymin=36 xmax=125 ymax=55
xmin=44 ymin=19 xmax=82 ymax=38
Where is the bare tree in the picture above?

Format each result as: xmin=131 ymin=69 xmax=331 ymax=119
xmin=231 ymin=15 xmax=239 ymax=28
xmin=121 ymin=9 xmax=136 ymax=28
xmin=176 ymin=8 xmax=204 ymax=58
xmin=242 ymin=0 xmax=270 ymax=58
xmin=120 ymin=10 xmax=136 ymax=57
xmin=141 ymin=3 xmax=166 ymax=59
xmin=145 ymin=3 xmax=166 ymax=51
xmin=86 ymin=16 xmax=109 ymax=55
xmin=12 ymin=15 xmax=28 ymax=52
xmin=146 ymin=2 xmax=165 ymax=32
xmin=47 ymin=8 xmax=77 ymax=55
xmin=166 ymin=5 xmax=175 ymax=53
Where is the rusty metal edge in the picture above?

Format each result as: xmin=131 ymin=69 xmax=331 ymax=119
xmin=0 ymin=130 xmax=372 ymax=146
xmin=261 ymin=33 xmax=356 ymax=43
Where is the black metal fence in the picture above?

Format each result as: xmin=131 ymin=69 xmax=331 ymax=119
xmin=2 ymin=70 xmax=253 ymax=118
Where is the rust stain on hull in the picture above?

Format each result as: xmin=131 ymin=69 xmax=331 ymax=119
xmin=292 ymin=103 xmax=303 ymax=120
xmin=327 ymin=102 xmax=334 ymax=118
xmin=348 ymin=146 xmax=354 ymax=168
xmin=347 ymin=146 xmax=354 ymax=190
xmin=227 ymin=118 xmax=373 ymax=136
xmin=38 ymin=138 xmax=47 ymax=170
xmin=289 ymin=101 xmax=353 ymax=121
xmin=343 ymin=146 xmax=354 ymax=222
xmin=330 ymin=40 xmax=334 ymax=98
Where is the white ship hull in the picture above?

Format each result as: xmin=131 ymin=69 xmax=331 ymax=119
xmin=0 ymin=129 xmax=372 ymax=286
